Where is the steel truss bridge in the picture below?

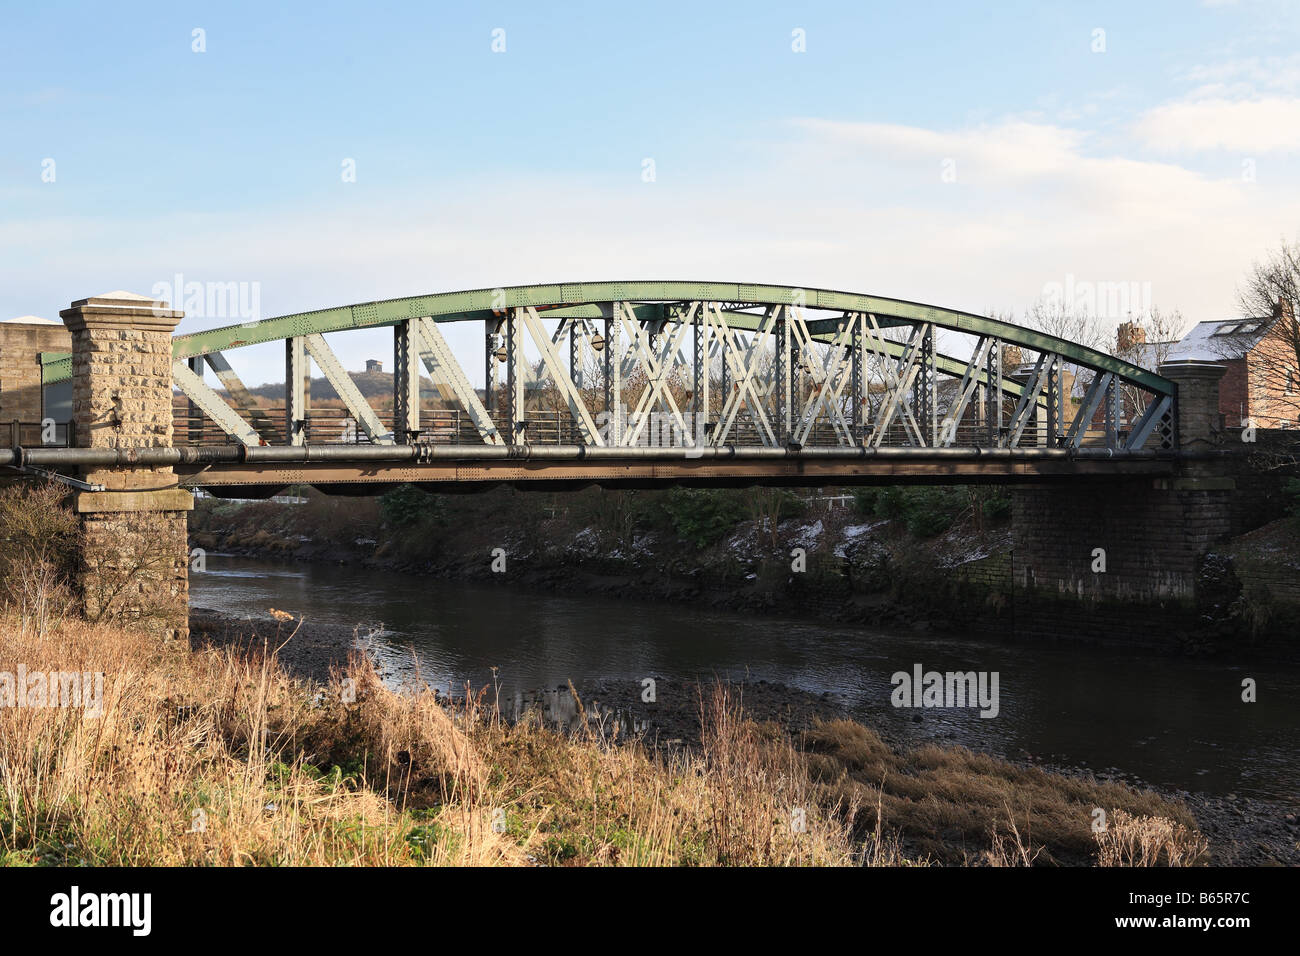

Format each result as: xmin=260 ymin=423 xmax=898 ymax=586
xmin=32 ymin=281 xmax=1179 ymax=493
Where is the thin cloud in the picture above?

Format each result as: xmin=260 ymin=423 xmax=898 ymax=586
xmin=1135 ymin=96 xmax=1300 ymax=152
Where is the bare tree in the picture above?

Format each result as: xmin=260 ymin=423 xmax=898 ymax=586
xmin=1237 ymin=239 xmax=1300 ymax=324
xmin=1229 ymin=239 xmax=1300 ymax=427
xmin=1114 ymin=306 xmax=1189 ymax=420
xmin=1023 ymin=298 xmax=1111 ymax=355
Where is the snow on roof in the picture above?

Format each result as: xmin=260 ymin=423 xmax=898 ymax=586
xmin=1167 ymin=317 xmax=1271 ymax=362
xmin=93 ymin=290 xmax=156 ymax=301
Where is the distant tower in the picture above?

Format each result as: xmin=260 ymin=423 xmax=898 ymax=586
xmin=365 ymin=359 xmax=383 ymax=373
xmin=1116 ymin=321 xmax=1146 ymax=353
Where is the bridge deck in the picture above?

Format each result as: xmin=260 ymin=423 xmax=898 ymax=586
xmin=171 ymin=447 xmax=1176 ymax=492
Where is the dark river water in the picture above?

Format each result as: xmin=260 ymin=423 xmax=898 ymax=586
xmin=192 ymin=554 xmax=1299 ymax=803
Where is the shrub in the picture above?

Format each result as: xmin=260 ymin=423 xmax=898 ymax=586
xmin=850 ymin=487 xmax=879 ymax=516
xmin=0 ymin=481 xmax=77 ymax=634
xmin=380 ymin=484 xmax=444 ymax=528
xmin=981 ymin=490 xmax=1012 ymax=522
xmin=661 ymin=489 xmax=747 ymax=548
xmin=872 ymin=486 xmax=967 ymax=537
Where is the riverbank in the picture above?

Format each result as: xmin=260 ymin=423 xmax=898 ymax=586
xmin=188 ymin=605 xmax=1300 ymax=866
xmin=189 ymin=485 xmax=1300 ymax=652
xmin=6 ymin=609 xmax=862 ymax=866
xmin=189 ymin=486 xmax=1016 ymax=635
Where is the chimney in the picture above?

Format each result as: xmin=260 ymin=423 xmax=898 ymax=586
xmin=1116 ymin=321 xmax=1145 ymax=353
xmin=1274 ymin=299 xmax=1295 ymax=322
xmin=365 ymin=359 xmax=383 ymax=373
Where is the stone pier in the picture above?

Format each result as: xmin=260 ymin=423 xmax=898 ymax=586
xmin=1009 ymin=360 xmax=1243 ymax=642
xmin=60 ymin=292 xmax=192 ymax=638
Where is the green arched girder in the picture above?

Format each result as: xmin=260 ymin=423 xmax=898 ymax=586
xmin=40 ymin=280 xmax=1173 ymax=396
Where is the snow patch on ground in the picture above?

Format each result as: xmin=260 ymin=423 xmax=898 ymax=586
xmin=833 ymin=519 xmax=889 ymax=557
xmin=937 ymin=528 xmax=1014 ymax=568
xmin=568 ymin=527 xmax=602 ymax=558
xmin=726 ymin=523 xmax=759 ymax=559
xmin=790 ymin=520 xmax=824 ymax=550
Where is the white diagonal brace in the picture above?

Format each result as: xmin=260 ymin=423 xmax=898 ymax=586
xmin=795 ymin=319 xmax=855 ymax=446
xmin=620 ymin=302 xmax=694 ymax=446
xmin=302 ymin=333 xmax=392 ymax=444
xmin=172 ymin=360 xmax=261 ymax=447
xmin=203 ymin=352 xmax=276 ymax=439
xmin=867 ymin=321 xmax=926 ymax=447
xmin=1007 ymin=353 xmax=1051 ymax=447
xmin=1068 ymin=371 xmax=1113 ymax=448
xmin=518 ymin=307 xmax=605 ymax=446
xmin=415 ymin=318 xmax=504 ymax=445
xmin=939 ymin=336 xmax=992 ymax=446
xmin=712 ymin=304 xmax=778 ymax=446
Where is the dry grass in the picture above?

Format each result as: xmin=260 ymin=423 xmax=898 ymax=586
xmin=1094 ymin=810 xmax=1210 ymax=867
xmin=0 ymin=612 xmax=863 ymax=866
xmin=0 ymin=611 xmax=1208 ymax=867
xmin=801 ymin=719 xmax=1206 ymax=866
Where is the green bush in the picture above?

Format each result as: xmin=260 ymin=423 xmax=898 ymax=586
xmin=872 ymin=486 xmax=967 ymax=537
xmin=873 ymin=487 xmax=908 ymax=521
xmin=749 ymin=488 xmax=806 ymax=522
xmin=380 ymin=485 xmax=444 ymax=528
xmin=660 ymin=489 xmax=747 ymax=548
xmin=849 ymin=487 xmax=879 ymax=516
xmin=981 ymin=490 xmax=1012 ymax=521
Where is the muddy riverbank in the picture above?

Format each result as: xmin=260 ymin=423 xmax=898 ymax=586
xmin=188 ymin=604 xmax=1300 ymax=866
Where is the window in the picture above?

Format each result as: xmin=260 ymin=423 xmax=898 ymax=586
xmin=1212 ymin=320 xmax=1264 ymax=336
xmin=1288 ymin=367 xmax=1300 ymax=396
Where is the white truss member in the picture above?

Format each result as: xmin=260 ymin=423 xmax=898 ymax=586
xmin=415 ymin=318 xmax=504 ymax=445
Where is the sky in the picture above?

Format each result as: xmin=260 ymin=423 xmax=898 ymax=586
xmin=2 ymin=0 xmax=1299 ymax=386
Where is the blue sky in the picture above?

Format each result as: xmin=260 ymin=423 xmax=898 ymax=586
xmin=3 ymin=0 xmax=1299 ymax=385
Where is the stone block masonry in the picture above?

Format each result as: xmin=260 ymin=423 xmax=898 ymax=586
xmin=0 ymin=318 xmax=71 ymax=427
xmin=1012 ymin=479 xmax=1233 ymax=606
xmin=59 ymin=293 xmax=191 ymax=639
xmin=1006 ymin=360 xmax=1268 ymax=645
xmin=1010 ymin=479 xmax=1228 ymax=643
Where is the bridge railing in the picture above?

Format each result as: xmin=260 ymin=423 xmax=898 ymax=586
xmin=168 ymin=403 xmax=1135 ymax=451
xmin=6 ymin=420 xmax=75 ymax=448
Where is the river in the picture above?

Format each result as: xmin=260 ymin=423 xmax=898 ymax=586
xmin=191 ymin=553 xmax=1300 ymax=803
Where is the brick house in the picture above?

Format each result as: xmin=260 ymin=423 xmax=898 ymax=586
xmin=1165 ymin=300 xmax=1298 ymax=429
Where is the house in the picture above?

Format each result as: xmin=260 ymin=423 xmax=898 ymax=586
xmin=1165 ymin=300 xmax=1298 ymax=429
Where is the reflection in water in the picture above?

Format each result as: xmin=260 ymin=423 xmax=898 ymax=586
xmin=192 ymin=554 xmax=1300 ymax=802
